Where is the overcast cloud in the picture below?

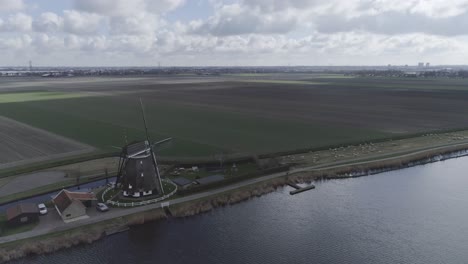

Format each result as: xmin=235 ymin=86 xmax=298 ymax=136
xmin=0 ymin=0 xmax=468 ymax=66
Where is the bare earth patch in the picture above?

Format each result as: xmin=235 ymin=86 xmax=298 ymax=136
xmin=0 ymin=116 xmax=94 ymax=170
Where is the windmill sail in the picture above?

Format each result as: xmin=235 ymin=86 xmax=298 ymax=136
xmin=140 ymin=98 xmax=164 ymax=195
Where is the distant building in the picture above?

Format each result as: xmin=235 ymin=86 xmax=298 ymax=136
xmin=53 ymin=190 xmax=96 ymax=223
xmin=404 ymin=71 xmax=418 ymax=77
xmin=426 ymin=62 xmax=430 ymax=67
xmin=6 ymin=203 xmax=39 ymax=227
xmin=418 ymin=62 xmax=424 ymax=67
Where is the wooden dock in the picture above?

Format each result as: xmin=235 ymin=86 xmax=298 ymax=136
xmin=287 ymin=183 xmax=315 ymax=195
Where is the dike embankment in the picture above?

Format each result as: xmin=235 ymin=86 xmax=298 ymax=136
xmin=1 ymin=144 xmax=468 ymax=263
xmin=289 ymin=145 xmax=468 ymax=183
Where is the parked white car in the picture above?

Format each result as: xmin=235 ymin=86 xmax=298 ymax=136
xmin=38 ymin=203 xmax=48 ymax=215
xmin=96 ymin=202 xmax=109 ymax=212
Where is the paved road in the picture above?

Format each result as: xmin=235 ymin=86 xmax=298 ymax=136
xmin=2 ymin=141 xmax=468 ymax=245
xmin=0 ymin=171 xmax=67 ymax=197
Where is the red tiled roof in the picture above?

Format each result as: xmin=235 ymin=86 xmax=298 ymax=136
xmin=53 ymin=190 xmax=72 ymax=213
xmin=53 ymin=189 xmax=96 ymax=213
xmin=67 ymin=191 xmax=96 ymax=201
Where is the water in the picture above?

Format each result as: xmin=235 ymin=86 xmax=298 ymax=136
xmin=13 ymin=158 xmax=468 ymax=264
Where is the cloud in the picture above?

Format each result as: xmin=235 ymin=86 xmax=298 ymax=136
xmin=33 ymin=33 xmax=64 ymax=52
xmin=75 ymin=36 xmax=108 ymax=52
xmin=74 ymin=0 xmax=145 ymax=17
xmin=73 ymin=0 xmax=185 ymax=16
xmin=0 ymin=34 xmax=31 ymax=50
xmin=109 ymin=13 xmax=159 ymax=35
xmin=63 ymin=34 xmax=156 ymax=54
xmin=63 ymin=10 xmax=102 ymax=35
xmin=189 ymin=0 xmax=468 ymax=37
xmin=2 ymin=0 xmax=468 ymax=66
xmin=33 ymin=12 xmax=63 ymax=32
xmin=353 ymin=0 xmax=468 ymax=18
xmin=189 ymin=3 xmax=298 ymax=36
xmin=241 ymin=0 xmax=468 ymax=18
xmin=0 ymin=13 xmax=32 ymax=32
xmin=109 ymin=35 xmax=156 ymax=53
xmin=71 ymin=0 xmax=183 ymax=36
xmin=314 ymin=11 xmax=468 ymax=36
xmin=0 ymin=0 xmax=25 ymax=12
xmin=146 ymin=0 xmax=186 ymax=13
xmin=243 ymin=0 xmax=319 ymax=12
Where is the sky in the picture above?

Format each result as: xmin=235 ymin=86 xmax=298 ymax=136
xmin=1 ymin=0 xmax=468 ymax=66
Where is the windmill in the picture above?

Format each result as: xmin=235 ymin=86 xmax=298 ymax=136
xmin=116 ymin=99 xmax=172 ymax=198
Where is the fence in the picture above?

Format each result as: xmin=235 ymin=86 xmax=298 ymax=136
xmin=101 ymin=179 xmax=178 ymax=208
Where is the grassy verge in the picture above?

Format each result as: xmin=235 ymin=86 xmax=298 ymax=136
xmin=0 ymin=217 xmax=122 ymax=252
xmin=309 ymin=142 xmax=468 ymax=170
xmin=0 ymin=215 xmax=38 ymax=237
xmin=0 ymin=151 xmax=117 ymax=178
xmin=169 ymin=162 xmax=258 ymax=181
xmin=0 ymin=174 xmax=113 ymax=205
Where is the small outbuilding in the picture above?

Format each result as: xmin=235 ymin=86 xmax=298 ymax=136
xmin=171 ymin=177 xmax=193 ymax=189
xmin=52 ymin=189 xmax=96 ymax=223
xmin=196 ymin=174 xmax=225 ymax=185
xmin=6 ymin=203 xmax=39 ymax=227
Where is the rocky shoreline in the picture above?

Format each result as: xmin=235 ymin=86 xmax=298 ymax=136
xmin=1 ymin=145 xmax=468 ymax=263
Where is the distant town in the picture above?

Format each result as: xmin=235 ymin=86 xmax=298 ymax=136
xmin=2 ymin=63 xmax=468 ymax=78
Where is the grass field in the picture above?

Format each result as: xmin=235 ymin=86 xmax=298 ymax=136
xmin=2 ymin=74 xmax=468 ymax=161
xmin=0 ymin=93 xmax=387 ymax=157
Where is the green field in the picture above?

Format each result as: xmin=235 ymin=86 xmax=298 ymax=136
xmin=239 ymin=79 xmax=324 ymax=85
xmin=0 ymin=89 xmax=389 ymax=158
xmin=232 ymin=73 xmax=468 ymax=90
xmin=317 ymin=77 xmax=468 ymax=90
xmin=3 ymin=74 xmax=468 ymax=161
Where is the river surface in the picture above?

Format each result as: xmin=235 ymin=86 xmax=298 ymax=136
xmin=14 ymin=157 xmax=468 ymax=264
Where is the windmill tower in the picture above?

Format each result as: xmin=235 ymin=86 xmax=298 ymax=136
xmin=116 ymin=99 xmax=171 ymax=198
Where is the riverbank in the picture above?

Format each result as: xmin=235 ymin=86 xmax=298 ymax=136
xmin=3 ymin=129 xmax=468 ymax=208
xmin=1 ymin=142 xmax=468 ymax=263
